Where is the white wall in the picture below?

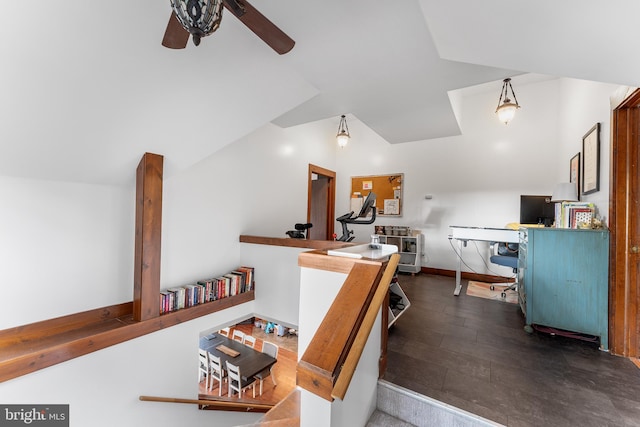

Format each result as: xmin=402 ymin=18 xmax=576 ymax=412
xmin=161 ymin=120 xmax=338 ymax=288
xmin=240 ymin=244 xmax=307 ymax=328
xmin=558 ymin=78 xmax=621 ymax=221
xmin=0 ymin=176 xmax=134 ymax=330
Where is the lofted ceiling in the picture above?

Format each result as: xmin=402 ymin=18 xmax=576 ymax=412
xmin=1 ymin=0 xmax=638 ymax=186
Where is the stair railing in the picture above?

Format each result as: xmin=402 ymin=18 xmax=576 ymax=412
xmin=297 ymin=253 xmax=399 ymax=401
xmin=138 ymin=395 xmax=273 ymax=413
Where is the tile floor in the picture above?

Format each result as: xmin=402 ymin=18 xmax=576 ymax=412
xmin=384 ymin=273 xmax=640 ymax=427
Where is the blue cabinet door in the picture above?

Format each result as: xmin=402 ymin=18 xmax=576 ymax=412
xmin=521 ymin=228 xmax=609 ymax=349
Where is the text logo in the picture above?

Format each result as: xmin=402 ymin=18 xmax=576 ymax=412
xmin=0 ymin=405 xmax=68 ymax=426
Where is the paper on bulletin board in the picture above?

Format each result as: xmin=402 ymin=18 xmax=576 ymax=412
xmin=351 ymin=197 xmax=363 ymax=213
xmin=362 ymin=181 xmax=373 ymax=190
xmin=384 ymin=199 xmax=399 ymax=215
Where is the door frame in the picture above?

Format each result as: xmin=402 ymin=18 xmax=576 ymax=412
xmin=609 ymin=88 xmax=640 ymax=357
xmin=308 ymin=164 xmax=336 ymax=240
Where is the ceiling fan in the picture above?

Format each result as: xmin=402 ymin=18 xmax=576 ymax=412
xmin=162 ymin=0 xmax=295 ymax=54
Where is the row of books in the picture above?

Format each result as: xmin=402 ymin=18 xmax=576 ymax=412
xmin=554 ymin=202 xmax=595 ymax=229
xmin=159 ymin=266 xmax=254 ymax=314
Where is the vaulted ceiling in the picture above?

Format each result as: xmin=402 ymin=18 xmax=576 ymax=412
xmin=1 ymin=0 xmax=638 ymax=186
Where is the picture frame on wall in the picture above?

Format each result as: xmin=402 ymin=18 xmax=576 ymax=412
xmin=582 ymin=123 xmax=601 ymax=195
xmin=570 ymin=152 xmax=581 ymax=201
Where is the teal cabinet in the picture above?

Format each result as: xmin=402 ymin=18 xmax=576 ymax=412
xmin=518 ymin=227 xmax=609 ymax=350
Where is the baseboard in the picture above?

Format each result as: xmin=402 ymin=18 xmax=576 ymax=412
xmin=420 ymin=267 xmax=514 ymax=284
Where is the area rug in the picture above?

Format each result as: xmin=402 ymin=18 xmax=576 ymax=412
xmin=466 ymin=281 xmax=518 ymax=304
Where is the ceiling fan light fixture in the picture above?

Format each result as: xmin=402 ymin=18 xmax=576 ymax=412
xmin=336 ymin=115 xmax=350 ymax=148
xmin=170 ymin=0 xmax=224 ymax=46
xmin=495 ymin=78 xmax=521 ymax=125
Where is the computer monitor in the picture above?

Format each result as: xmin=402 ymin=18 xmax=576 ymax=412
xmin=520 ymin=195 xmax=555 ymax=227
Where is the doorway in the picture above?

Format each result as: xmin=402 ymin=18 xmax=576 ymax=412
xmin=307 ymin=164 xmax=336 ymax=240
xmin=609 ymin=89 xmax=640 ymax=358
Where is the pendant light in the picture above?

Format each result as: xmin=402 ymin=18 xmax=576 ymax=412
xmin=336 ymin=115 xmax=350 ymax=148
xmin=495 ymin=78 xmax=521 ymax=124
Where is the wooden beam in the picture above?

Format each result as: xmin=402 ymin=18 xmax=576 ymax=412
xmin=134 ymin=153 xmax=164 ymax=321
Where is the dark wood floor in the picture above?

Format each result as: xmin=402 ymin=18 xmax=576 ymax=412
xmin=384 ymin=273 xmax=640 ymax=427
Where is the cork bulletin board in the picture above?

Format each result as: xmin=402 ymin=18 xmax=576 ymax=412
xmin=350 ymin=173 xmax=403 ymax=216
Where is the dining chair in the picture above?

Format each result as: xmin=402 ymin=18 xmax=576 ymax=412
xmin=219 ymin=327 xmax=231 ymax=337
xmin=198 ymin=349 xmax=210 ymax=390
xmin=254 ymin=341 xmax=278 ymax=396
xmin=232 ymin=329 xmax=245 ymax=343
xmin=242 ymin=335 xmax=256 ymax=349
xmin=207 ymin=352 xmax=226 ymax=396
xmin=226 ymin=361 xmax=256 ymax=398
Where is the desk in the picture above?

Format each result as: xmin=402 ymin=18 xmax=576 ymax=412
xmin=449 ymin=226 xmax=519 ymax=296
xmin=199 ymin=334 xmax=277 ymax=381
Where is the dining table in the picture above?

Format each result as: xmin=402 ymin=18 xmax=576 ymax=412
xmin=199 ymin=333 xmax=277 ymax=382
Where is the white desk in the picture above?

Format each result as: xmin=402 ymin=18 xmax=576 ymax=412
xmin=327 ymin=243 xmax=398 ymax=260
xmin=449 ymin=225 xmax=520 ymax=296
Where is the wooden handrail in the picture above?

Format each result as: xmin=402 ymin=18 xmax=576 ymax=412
xmin=297 ymin=252 xmax=398 ymax=402
xmin=297 ymin=261 xmax=382 ymax=401
xmin=240 ymin=235 xmax=355 ymax=251
xmin=139 ymin=395 xmax=273 ymax=412
xmin=332 ymin=254 xmax=399 ymax=400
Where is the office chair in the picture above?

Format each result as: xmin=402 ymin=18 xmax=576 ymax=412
xmin=336 ymin=192 xmax=377 ymax=242
xmin=489 ymin=242 xmax=519 ymax=298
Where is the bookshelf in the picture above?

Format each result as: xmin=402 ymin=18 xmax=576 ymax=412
xmin=375 ymin=229 xmax=422 ymax=275
xmin=160 ymin=266 xmax=254 ymax=315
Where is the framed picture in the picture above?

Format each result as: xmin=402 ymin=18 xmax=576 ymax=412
xmin=582 ymin=123 xmax=600 ymax=195
xmin=570 ymin=152 xmax=580 ymax=201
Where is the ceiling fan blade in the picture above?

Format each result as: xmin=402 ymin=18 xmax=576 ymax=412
xmin=223 ymin=0 xmax=295 ymax=54
xmin=162 ymin=11 xmax=190 ymax=49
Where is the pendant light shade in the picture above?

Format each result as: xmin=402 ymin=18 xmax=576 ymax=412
xmin=495 ymin=78 xmax=521 ymax=125
xmin=170 ymin=0 xmax=224 ymax=46
xmin=336 ymin=115 xmax=350 ymax=148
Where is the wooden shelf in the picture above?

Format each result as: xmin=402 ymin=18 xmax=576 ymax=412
xmin=0 ymin=291 xmax=254 ymax=383
xmin=240 ymin=235 xmax=355 ymax=251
